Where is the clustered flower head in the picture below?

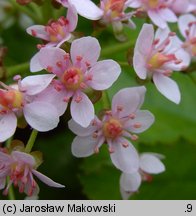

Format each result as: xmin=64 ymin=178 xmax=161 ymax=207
xmin=0 ymin=74 xmax=60 ymax=142
xmin=34 ymin=36 xmax=121 ymax=127
xmin=0 ymin=0 xmax=195 ymax=199
xmin=133 ymin=23 xmax=190 ymax=104
xmin=0 ymin=142 xmax=64 ymax=197
xmin=69 ymin=86 xmax=155 ymax=173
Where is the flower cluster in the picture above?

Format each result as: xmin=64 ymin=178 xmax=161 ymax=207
xmin=0 ymin=0 xmax=195 ymax=199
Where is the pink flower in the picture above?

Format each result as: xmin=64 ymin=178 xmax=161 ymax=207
xmin=56 ymin=0 xmax=104 ymax=20
xmin=0 ymin=150 xmax=64 ymax=197
xmin=133 ymin=24 xmax=190 ymax=104
xmin=57 ymin=0 xmax=135 ymax=41
xmin=178 ymin=14 xmax=196 ymax=58
xmin=69 ymin=86 xmax=155 ymax=173
xmin=128 ymin=0 xmax=177 ymax=28
xmin=27 ymin=5 xmax=77 ymax=47
xmin=120 ymin=152 xmax=165 ymax=199
xmin=37 ymin=36 xmax=121 ymax=127
xmin=0 ymin=74 xmax=60 ymax=142
xmin=171 ymin=0 xmax=196 ymax=14
xmin=27 ymin=4 xmax=78 ymax=72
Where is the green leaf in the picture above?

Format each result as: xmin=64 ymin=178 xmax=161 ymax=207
xmin=79 ymin=140 xmax=196 ymax=199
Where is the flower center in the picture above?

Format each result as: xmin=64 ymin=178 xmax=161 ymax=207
xmin=0 ymin=89 xmax=23 ymax=110
xmin=61 ymin=67 xmax=83 ymax=91
xmin=103 ymin=0 xmax=126 ymax=19
xmin=45 ymin=17 xmax=69 ymax=42
xmin=103 ymin=118 xmax=123 ymax=139
xmin=148 ymin=53 xmax=176 ymax=69
xmin=147 ymin=0 xmax=159 ymax=8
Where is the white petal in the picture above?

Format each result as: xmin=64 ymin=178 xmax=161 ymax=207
xmin=125 ymin=110 xmax=155 ymax=133
xmin=71 ymin=92 xmax=94 ymax=127
xmin=39 ymin=47 xmax=67 ymax=77
xmin=133 ymin=51 xmax=147 ymax=79
xmin=23 ymin=102 xmax=59 ymax=131
xmin=120 ymin=187 xmax=134 ymax=200
xmin=0 ymin=113 xmax=17 ymax=142
xmin=11 ymin=151 xmax=35 ymax=166
xmin=69 ymin=0 xmax=103 ymax=20
xmin=88 ymin=60 xmax=121 ymax=90
xmin=32 ymin=170 xmax=65 ymax=188
xmin=178 ymin=14 xmax=196 ymax=38
xmin=68 ymin=118 xmax=98 ymax=136
xmin=0 ymin=178 xmax=6 ymax=190
xmin=153 ymin=73 xmax=181 ymax=104
xmin=71 ymin=135 xmax=103 ymax=157
xmin=34 ymin=84 xmax=67 ymax=116
xmin=112 ymin=86 xmax=146 ymax=118
xmin=120 ymin=172 xmax=141 ymax=192
xmin=140 ymin=154 xmax=165 ymax=174
xmin=110 ymin=139 xmax=139 ymax=173
xmin=26 ymin=25 xmax=48 ymax=40
xmin=155 ymin=27 xmax=170 ymax=47
xmin=148 ymin=10 xmax=167 ymax=29
xmin=67 ymin=3 xmax=78 ymax=31
xmin=71 ymin=36 xmax=101 ymax=65
xmin=134 ymin=23 xmax=154 ymax=56
xmin=159 ymin=8 xmax=177 ymax=22
xmin=30 ymin=52 xmax=43 ymax=72
xmin=21 ymin=74 xmax=55 ymax=95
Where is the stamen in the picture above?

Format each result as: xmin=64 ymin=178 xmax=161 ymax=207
xmin=133 ymin=123 xmax=142 ymax=128
xmin=56 ymin=61 xmax=63 ymax=68
xmin=74 ymin=96 xmax=82 ymax=103
xmin=131 ymin=134 xmax=138 ymax=141
xmin=46 ymin=66 xmax=53 ymax=72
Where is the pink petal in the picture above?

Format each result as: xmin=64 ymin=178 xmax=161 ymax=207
xmin=148 ymin=10 xmax=167 ymax=29
xmin=67 ymin=4 xmax=78 ymax=32
xmin=154 ymin=27 xmax=170 ymax=48
xmin=0 ymin=151 xmax=12 ymax=163
xmin=71 ymin=135 xmax=104 ymax=157
xmin=0 ymin=178 xmax=6 ymax=190
xmin=11 ymin=151 xmax=35 ymax=167
xmin=26 ymin=25 xmax=49 ymax=40
xmin=32 ymin=170 xmax=65 ymax=188
xmin=178 ymin=14 xmax=196 ymax=38
xmin=70 ymin=36 xmax=100 ymax=66
xmin=127 ymin=0 xmax=141 ymax=8
xmin=39 ymin=47 xmax=68 ymax=77
xmin=120 ymin=172 xmax=141 ymax=192
xmin=125 ymin=110 xmax=155 ymax=133
xmin=0 ymin=113 xmax=17 ymax=142
xmin=71 ymin=92 xmax=94 ymax=127
xmin=133 ymin=51 xmax=147 ymax=79
xmin=165 ymin=49 xmax=191 ymax=71
xmin=87 ymin=60 xmax=121 ymax=90
xmin=21 ymin=74 xmax=55 ymax=95
xmin=69 ymin=0 xmax=103 ymax=20
xmin=159 ymin=8 xmax=177 ymax=22
xmin=34 ymin=84 xmax=67 ymax=116
xmin=30 ymin=52 xmax=44 ymax=72
xmin=56 ymin=34 xmax=72 ymax=48
xmin=140 ymin=153 xmax=165 ymax=174
xmin=110 ymin=138 xmax=139 ymax=173
xmin=112 ymin=86 xmax=146 ymax=118
xmin=134 ymin=23 xmax=154 ymax=56
xmin=171 ymin=1 xmax=189 ymax=14
xmin=23 ymin=102 xmax=59 ymax=131
xmin=153 ymin=73 xmax=181 ymax=104
xmin=68 ymin=118 xmax=98 ymax=136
